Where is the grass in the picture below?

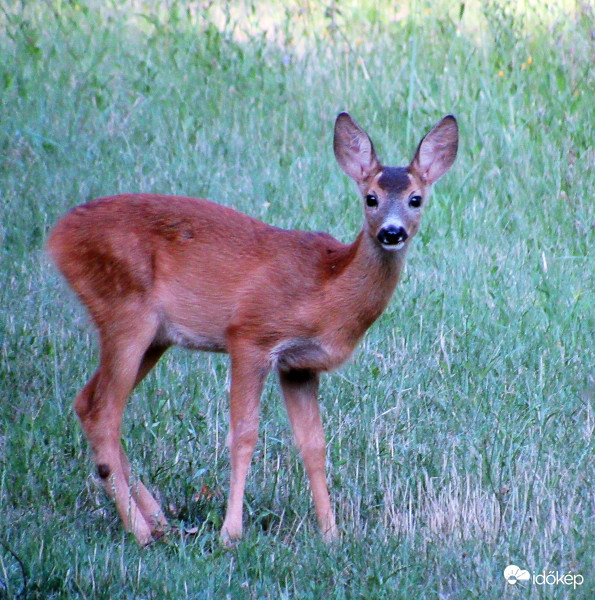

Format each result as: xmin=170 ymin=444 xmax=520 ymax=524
xmin=1 ymin=0 xmax=593 ymax=597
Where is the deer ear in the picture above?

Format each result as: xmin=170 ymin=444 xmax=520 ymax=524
xmin=334 ymin=113 xmax=381 ymax=184
xmin=410 ymin=115 xmax=458 ymax=185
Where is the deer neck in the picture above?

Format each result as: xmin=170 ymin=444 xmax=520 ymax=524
xmin=327 ymin=230 xmax=407 ymax=342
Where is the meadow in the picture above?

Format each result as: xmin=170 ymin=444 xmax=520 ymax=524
xmin=0 ymin=0 xmax=593 ymax=597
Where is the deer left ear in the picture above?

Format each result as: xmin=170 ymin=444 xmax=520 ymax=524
xmin=410 ymin=115 xmax=458 ymax=185
xmin=334 ymin=112 xmax=382 ymax=184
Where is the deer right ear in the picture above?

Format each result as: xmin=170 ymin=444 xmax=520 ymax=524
xmin=410 ymin=115 xmax=459 ymax=185
xmin=334 ymin=113 xmax=381 ymax=184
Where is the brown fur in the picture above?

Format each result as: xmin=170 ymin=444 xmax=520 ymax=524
xmin=47 ymin=113 xmax=458 ymax=545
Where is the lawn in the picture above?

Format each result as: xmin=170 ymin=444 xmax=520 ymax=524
xmin=0 ymin=0 xmax=593 ymax=598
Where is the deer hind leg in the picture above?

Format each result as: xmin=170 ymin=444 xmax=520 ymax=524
xmin=220 ymin=348 xmax=268 ymax=545
xmin=74 ymin=321 xmax=164 ymax=545
xmin=279 ymin=369 xmax=338 ymax=541
xmin=114 ymin=343 xmax=170 ymax=536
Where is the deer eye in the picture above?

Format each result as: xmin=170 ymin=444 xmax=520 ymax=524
xmin=409 ymin=195 xmax=423 ymax=208
xmin=365 ymin=194 xmax=378 ymax=208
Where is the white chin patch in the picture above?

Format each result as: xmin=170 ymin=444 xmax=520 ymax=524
xmin=382 ymin=240 xmax=406 ymax=251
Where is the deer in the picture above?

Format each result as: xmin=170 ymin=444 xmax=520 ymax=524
xmin=46 ymin=112 xmax=458 ymax=546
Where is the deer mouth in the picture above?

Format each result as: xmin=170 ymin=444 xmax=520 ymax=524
xmin=381 ymin=240 xmax=406 ymax=250
xmin=377 ymin=225 xmax=409 ymax=250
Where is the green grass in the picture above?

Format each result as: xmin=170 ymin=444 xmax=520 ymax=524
xmin=1 ymin=0 xmax=593 ymax=597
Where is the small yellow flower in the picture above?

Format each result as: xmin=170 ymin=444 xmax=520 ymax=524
xmin=498 ymin=70 xmax=504 ymax=77
xmin=521 ymin=62 xmax=527 ymax=69
xmin=355 ymin=39 xmax=362 ymax=46
xmin=527 ymin=56 xmax=533 ymax=65
xmin=425 ymin=8 xmax=431 ymax=15
xmin=573 ymin=90 xmax=579 ymax=97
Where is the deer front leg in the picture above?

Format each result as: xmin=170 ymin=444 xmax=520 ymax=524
xmin=220 ymin=350 xmax=268 ymax=545
xmin=279 ymin=369 xmax=338 ymax=541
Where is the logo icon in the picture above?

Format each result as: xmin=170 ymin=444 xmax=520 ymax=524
xmin=504 ymin=565 xmax=531 ymax=585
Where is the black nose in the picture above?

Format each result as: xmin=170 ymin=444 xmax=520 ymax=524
xmin=377 ymin=226 xmax=408 ymax=246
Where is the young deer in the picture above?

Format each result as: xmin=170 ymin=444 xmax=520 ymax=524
xmin=47 ymin=113 xmax=458 ymax=545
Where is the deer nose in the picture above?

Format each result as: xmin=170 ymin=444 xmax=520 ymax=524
xmin=377 ymin=225 xmax=408 ymax=247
